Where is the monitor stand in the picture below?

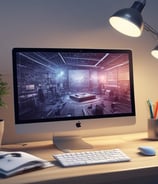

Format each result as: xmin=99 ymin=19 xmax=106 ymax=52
xmin=53 ymin=135 xmax=93 ymax=151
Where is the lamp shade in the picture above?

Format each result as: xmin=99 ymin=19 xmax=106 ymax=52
xmin=151 ymin=45 xmax=158 ymax=59
xmin=109 ymin=1 xmax=145 ymax=37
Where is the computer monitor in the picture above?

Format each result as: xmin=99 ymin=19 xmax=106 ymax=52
xmin=12 ymin=48 xmax=135 ymax=150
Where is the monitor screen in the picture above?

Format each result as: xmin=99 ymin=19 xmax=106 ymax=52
xmin=12 ymin=48 xmax=135 ymax=150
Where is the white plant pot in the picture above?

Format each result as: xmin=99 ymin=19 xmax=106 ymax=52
xmin=0 ymin=119 xmax=4 ymax=147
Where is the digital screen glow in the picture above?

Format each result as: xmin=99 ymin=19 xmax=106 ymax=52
xmin=12 ymin=48 xmax=135 ymax=124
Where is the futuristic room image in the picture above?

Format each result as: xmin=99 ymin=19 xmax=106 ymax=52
xmin=15 ymin=51 xmax=133 ymax=122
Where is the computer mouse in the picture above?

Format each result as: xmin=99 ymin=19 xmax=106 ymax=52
xmin=138 ymin=146 xmax=156 ymax=156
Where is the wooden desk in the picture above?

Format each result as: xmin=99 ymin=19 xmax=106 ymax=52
xmin=1 ymin=132 xmax=158 ymax=184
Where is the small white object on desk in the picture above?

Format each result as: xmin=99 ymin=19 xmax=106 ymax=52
xmin=0 ymin=151 xmax=54 ymax=177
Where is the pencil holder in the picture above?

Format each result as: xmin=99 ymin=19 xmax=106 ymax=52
xmin=148 ymin=119 xmax=158 ymax=140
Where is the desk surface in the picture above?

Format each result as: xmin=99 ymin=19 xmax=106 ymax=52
xmin=1 ymin=132 xmax=158 ymax=184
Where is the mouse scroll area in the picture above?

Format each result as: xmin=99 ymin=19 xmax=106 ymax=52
xmin=138 ymin=146 xmax=156 ymax=156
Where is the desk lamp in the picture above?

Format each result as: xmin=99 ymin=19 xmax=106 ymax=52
xmin=109 ymin=0 xmax=158 ymax=59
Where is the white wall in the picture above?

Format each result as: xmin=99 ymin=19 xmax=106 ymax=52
xmin=1 ymin=0 xmax=158 ymax=144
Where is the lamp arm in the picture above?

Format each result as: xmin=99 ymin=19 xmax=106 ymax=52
xmin=137 ymin=0 xmax=146 ymax=6
xmin=144 ymin=22 xmax=158 ymax=40
xmin=142 ymin=0 xmax=146 ymax=6
xmin=131 ymin=0 xmax=146 ymax=12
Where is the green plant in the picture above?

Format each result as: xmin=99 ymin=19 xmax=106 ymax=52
xmin=0 ymin=74 xmax=8 ymax=107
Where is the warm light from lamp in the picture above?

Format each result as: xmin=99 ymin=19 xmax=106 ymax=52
xmin=109 ymin=16 xmax=143 ymax=37
xmin=151 ymin=45 xmax=158 ymax=59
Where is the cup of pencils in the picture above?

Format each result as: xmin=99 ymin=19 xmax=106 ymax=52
xmin=147 ymin=99 xmax=158 ymax=140
xmin=148 ymin=119 xmax=158 ymax=140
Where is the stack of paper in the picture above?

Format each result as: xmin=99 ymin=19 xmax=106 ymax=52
xmin=0 ymin=151 xmax=54 ymax=177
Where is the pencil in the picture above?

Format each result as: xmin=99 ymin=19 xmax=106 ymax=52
xmin=147 ymin=99 xmax=154 ymax=119
xmin=154 ymin=101 xmax=158 ymax=119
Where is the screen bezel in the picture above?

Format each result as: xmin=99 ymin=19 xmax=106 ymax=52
xmin=12 ymin=48 xmax=135 ymax=126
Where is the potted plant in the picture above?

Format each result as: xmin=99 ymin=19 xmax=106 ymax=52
xmin=0 ymin=74 xmax=8 ymax=108
xmin=0 ymin=74 xmax=8 ymax=146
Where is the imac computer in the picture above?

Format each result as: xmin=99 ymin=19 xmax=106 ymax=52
xmin=12 ymin=48 xmax=135 ymax=150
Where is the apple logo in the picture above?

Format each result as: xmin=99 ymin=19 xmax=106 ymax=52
xmin=76 ymin=121 xmax=81 ymax=128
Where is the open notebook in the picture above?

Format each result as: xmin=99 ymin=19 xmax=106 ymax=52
xmin=0 ymin=151 xmax=54 ymax=177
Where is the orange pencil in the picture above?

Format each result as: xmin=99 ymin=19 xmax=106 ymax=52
xmin=154 ymin=101 xmax=158 ymax=119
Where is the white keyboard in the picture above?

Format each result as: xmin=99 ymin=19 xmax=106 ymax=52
xmin=53 ymin=148 xmax=130 ymax=167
